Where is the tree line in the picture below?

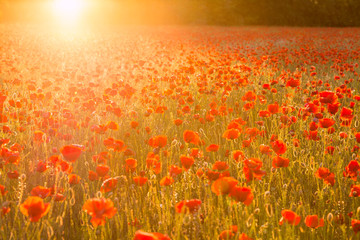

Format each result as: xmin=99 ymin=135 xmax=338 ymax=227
xmin=0 ymin=0 xmax=359 ymax=26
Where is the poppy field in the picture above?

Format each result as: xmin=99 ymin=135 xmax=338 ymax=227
xmin=1 ymin=25 xmax=360 ymax=239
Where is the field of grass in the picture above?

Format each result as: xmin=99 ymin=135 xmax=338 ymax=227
xmin=1 ymin=25 xmax=360 ymax=239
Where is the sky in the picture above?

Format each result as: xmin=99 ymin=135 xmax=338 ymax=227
xmin=0 ymin=0 xmax=359 ymax=27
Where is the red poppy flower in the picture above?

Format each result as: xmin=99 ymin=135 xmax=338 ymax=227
xmin=68 ymin=174 xmax=81 ymax=185
xmin=0 ymin=185 xmax=8 ymax=195
xmin=96 ymin=164 xmax=110 ymax=177
xmin=82 ymin=198 xmax=117 ymax=227
xmin=174 ymin=119 xmax=183 ymax=126
xmin=103 ymin=138 xmax=127 ymax=152
xmin=350 ymin=185 xmax=360 ymax=197
xmin=218 ymin=230 xmax=235 ymax=240
xmin=30 ymin=186 xmax=51 ymax=199
xmin=305 ymin=215 xmax=324 ymax=228
xmin=20 ymin=196 xmax=50 ymax=222
xmin=238 ymin=233 xmax=253 ymax=240
xmin=319 ymin=118 xmax=335 ymax=128
xmin=268 ymin=102 xmax=280 ymax=114
xmin=125 ymin=158 xmax=137 ymax=171
xmin=0 ymin=138 xmax=9 ymax=147
xmin=326 ymin=102 xmax=340 ymax=115
xmin=106 ymin=121 xmax=118 ymax=130
xmin=279 ymin=210 xmax=301 ymax=226
xmin=146 ymin=158 xmax=162 ymax=174
xmin=180 ymin=155 xmax=194 ymax=171
xmin=309 ymin=122 xmax=318 ymax=131
xmin=169 ymin=165 xmax=182 ymax=178
xmin=233 ymin=150 xmax=245 ymax=162
xmin=325 ymin=146 xmax=335 ymax=155
xmin=211 ymin=177 xmax=238 ymax=196
xmin=133 ymin=230 xmax=171 ymax=240
xmin=340 ymin=107 xmax=354 ymax=127
xmin=148 ymin=135 xmax=167 ymax=148
xmin=339 ymin=132 xmax=348 ymax=139
xmin=206 ymin=144 xmax=219 ymax=152
xmin=286 ymin=78 xmax=300 ymax=88
xmin=355 ymin=132 xmax=360 ymax=143
xmin=227 ymin=121 xmax=242 ymax=130
xmin=272 ymin=156 xmax=289 ymax=168
xmin=1 ymin=148 xmax=20 ymax=165
xmin=89 ymin=170 xmax=98 ymax=181
xmin=259 ymin=144 xmax=272 ymax=156
xmin=343 ymin=160 xmax=360 ymax=181
xmin=175 ymin=199 xmax=201 ymax=214
xmin=130 ymin=121 xmax=139 ymax=129
xmin=92 ymin=152 xmax=111 ymax=164
xmin=223 ymin=129 xmax=240 ymax=140
xmin=271 ymin=140 xmax=287 ymax=155
xmin=1 ymin=206 xmax=10 ymax=217
xmin=183 ymin=130 xmax=200 ymax=145
xmin=228 ymin=186 xmax=254 ymax=205
xmin=352 ymin=219 xmax=360 ymax=234
xmin=315 ymin=167 xmax=335 ymax=186
xmin=160 ymin=176 xmax=174 ymax=186
xmin=36 ymin=161 xmax=48 ymax=173
xmin=133 ymin=176 xmax=148 ymax=186
xmin=100 ymin=177 xmax=118 ymax=192
xmin=34 ymin=131 xmax=46 ymax=143
xmin=60 ymin=145 xmax=83 ymax=162
xmin=243 ymin=158 xmax=266 ymax=182
xmin=319 ymin=91 xmax=338 ymax=104
xmin=7 ymin=170 xmax=19 ymax=179
xmin=212 ymin=161 xmax=229 ymax=171
xmin=259 ymin=110 xmax=271 ymax=118
xmin=243 ymin=102 xmax=254 ymax=111
xmin=241 ymin=91 xmax=256 ymax=102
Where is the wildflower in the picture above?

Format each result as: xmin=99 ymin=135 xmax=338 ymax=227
xmin=305 ymin=215 xmax=324 ymax=228
xmin=96 ymin=164 xmax=110 ymax=177
xmin=223 ymin=129 xmax=240 ymax=140
xmin=68 ymin=174 xmax=81 ymax=185
xmin=100 ymin=177 xmax=118 ymax=192
xmin=148 ymin=135 xmax=167 ymax=148
xmin=82 ymin=198 xmax=117 ymax=227
xmin=183 ymin=130 xmax=200 ymax=145
xmin=133 ymin=230 xmax=171 ymax=240
xmin=180 ymin=155 xmax=194 ymax=171
xmin=271 ymin=140 xmax=287 ymax=155
xmin=315 ymin=167 xmax=335 ymax=186
xmin=160 ymin=176 xmax=174 ymax=186
xmin=350 ymin=185 xmax=360 ymax=197
xmin=206 ymin=144 xmax=219 ymax=152
xmin=175 ymin=199 xmax=201 ymax=214
xmin=352 ymin=219 xmax=360 ymax=234
xmin=20 ymin=196 xmax=50 ymax=222
xmin=272 ymin=156 xmax=289 ymax=168
xmin=30 ymin=186 xmax=51 ymax=199
xmin=211 ymin=177 xmax=238 ymax=196
xmin=60 ymin=145 xmax=83 ymax=162
xmin=279 ymin=210 xmax=301 ymax=226
xmin=319 ymin=118 xmax=335 ymax=128
xmin=229 ymin=186 xmax=254 ymax=205
xmin=133 ymin=176 xmax=148 ymax=186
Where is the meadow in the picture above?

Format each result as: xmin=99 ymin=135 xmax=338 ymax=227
xmin=1 ymin=25 xmax=360 ymax=239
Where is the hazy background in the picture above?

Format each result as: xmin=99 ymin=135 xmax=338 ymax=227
xmin=0 ymin=0 xmax=359 ymax=26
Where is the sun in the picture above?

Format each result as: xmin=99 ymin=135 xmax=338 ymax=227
xmin=52 ymin=0 xmax=86 ymax=24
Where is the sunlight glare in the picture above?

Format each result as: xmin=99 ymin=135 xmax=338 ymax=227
xmin=52 ymin=0 xmax=86 ymax=24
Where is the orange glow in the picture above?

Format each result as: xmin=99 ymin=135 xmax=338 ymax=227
xmin=52 ymin=0 xmax=86 ymax=24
